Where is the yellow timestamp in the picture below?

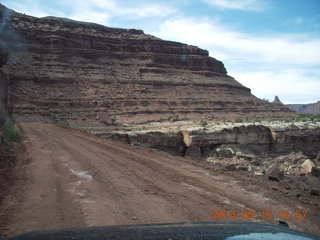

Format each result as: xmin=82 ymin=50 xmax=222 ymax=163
xmin=210 ymin=210 xmax=308 ymax=220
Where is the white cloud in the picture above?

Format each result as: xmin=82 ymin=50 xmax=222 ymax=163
xmin=62 ymin=0 xmax=175 ymax=25
xmin=70 ymin=11 xmax=111 ymax=25
xmin=233 ymin=70 xmax=320 ymax=104
xmin=202 ymin=0 xmax=268 ymax=11
xmin=153 ymin=17 xmax=320 ymax=103
xmin=5 ymin=1 xmax=55 ymax=17
xmin=4 ymin=0 xmax=176 ymax=25
xmin=154 ymin=17 xmax=320 ymax=67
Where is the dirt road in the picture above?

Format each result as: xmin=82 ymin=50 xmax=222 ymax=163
xmin=0 ymin=122 xmax=319 ymax=237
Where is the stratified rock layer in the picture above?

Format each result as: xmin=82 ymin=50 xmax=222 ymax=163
xmin=94 ymin=122 xmax=320 ymax=159
xmin=0 ymin=4 xmax=294 ymax=125
xmin=287 ymin=102 xmax=320 ymax=115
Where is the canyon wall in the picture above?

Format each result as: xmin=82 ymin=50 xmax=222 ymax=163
xmin=0 ymin=4 xmax=294 ymax=125
xmin=0 ymin=41 xmax=8 ymax=126
xmin=95 ymin=123 xmax=320 ymax=159
xmin=287 ymin=102 xmax=320 ymax=115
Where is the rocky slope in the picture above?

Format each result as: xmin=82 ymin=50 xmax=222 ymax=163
xmin=287 ymin=101 xmax=320 ymax=115
xmin=0 ymin=4 xmax=295 ymax=125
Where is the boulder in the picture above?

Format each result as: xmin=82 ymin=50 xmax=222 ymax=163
xmin=300 ymin=159 xmax=315 ymax=175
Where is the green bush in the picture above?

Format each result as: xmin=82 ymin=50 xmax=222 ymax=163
xmin=2 ymin=123 xmax=19 ymax=142
xmin=199 ymin=120 xmax=208 ymax=128
xmin=235 ymin=118 xmax=244 ymax=123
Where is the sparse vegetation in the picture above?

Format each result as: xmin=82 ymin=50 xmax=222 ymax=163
xmin=111 ymin=116 xmax=116 ymax=125
xmin=110 ymin=133 xmax=118 ymax=139
xmin=278 ymin=114 xmax=320 ymax=124
xmin=159 ymin=117 xmax=166 ymax=122
xmin=199 ymin=120 xmax=208 ymax=128
xmin=57 ymin=120 xmax=69 ymax=127
xmin=234 ymin=118 xmax=244 ymax=123
xmin=2 ymin=122 xmax=20 ymax=142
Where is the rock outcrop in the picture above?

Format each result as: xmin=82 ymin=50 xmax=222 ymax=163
xmin=0 ymin=4 xmax=294 ymax=125
xmin=273 ymin=95 xmax=282 ymax=104
xmin=0 ymin=41 xmax=8 ymax=126
xmin=208 ymin=147 xmax=320 ymax=176
xmin=93 ymin=122 xmax=320 ymax=159
xmin=287 ymin=101 xmax=320 ymax=115
xmin=181 ymin=123 xmax=320 ymax=158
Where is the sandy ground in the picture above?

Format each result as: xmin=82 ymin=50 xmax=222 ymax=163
xmin=0 ymin=122 xmax=319 ymax=238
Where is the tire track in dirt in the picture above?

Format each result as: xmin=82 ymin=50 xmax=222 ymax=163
xmin=55 ymin=125 xmax=294 ymax=218
xmin=1 ymin=122 xmax=319 ymax=238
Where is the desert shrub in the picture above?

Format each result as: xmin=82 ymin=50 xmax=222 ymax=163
xmin=310 ymin=115 xmax=320 ymax=122
xmin=2 ymin=122 xmax=19 ymax=142
xmin=111 ymin=117 xmax=116 ymax=125
xmin=199 ymin=120 xmax=208 ymax=128
xmin=235 ymin=118 xmax=244 ymax=123
xmin=110 ymin=133 xmax=118 ymax=139
xmin=57 ymin=120 xmax=69 ymax=127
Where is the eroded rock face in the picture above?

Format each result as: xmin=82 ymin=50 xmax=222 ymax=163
xmin=181 ymin=123 xmax=320 ymax=156
xmin=0 ymin=41 xmax=8 ymax=67
xmin=0 ymin=41 xmax=8 ymax=126
xmin=0 ymin=4 xmax=294 ymax=125
xmin=273 ymin=95 xmax=282 ymax=104
xmin=287 ymin=101 xmax=320 ymax=115
xmin=93 ymin=122 xmax=320 ymax=161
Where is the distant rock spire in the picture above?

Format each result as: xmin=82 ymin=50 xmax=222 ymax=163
xmin=273 ymin=95 xmax=282 ymax=104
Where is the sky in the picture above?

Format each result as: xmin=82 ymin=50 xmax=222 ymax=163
xmin=2 ymin=0 xmax=320 ymax=104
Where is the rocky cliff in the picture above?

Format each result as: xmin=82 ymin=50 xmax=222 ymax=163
xmin=97 ymin=122 xmax=320 ymax=159
xmin=287 ymin=101 xmax=320 ymax=115
xmin=0 ymin=41 xmax=8 ymax=126
xmin=181 ymin=123 xmax=320 ymax=158
xmin=0 ymin=4 xmax=294 ymax=125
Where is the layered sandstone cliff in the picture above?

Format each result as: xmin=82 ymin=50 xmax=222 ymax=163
xmin=0 ymin=4 xmax=294 ymax=125
xmin=95 ymin=122 xmax=320 ymax=159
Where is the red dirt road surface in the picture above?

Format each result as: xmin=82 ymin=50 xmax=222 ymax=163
xmin=0 ymin=122 xmax=319 ymax=237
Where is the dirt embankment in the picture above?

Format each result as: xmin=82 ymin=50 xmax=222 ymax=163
xmin=0 ymin=122 xmax=319 ymax=238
